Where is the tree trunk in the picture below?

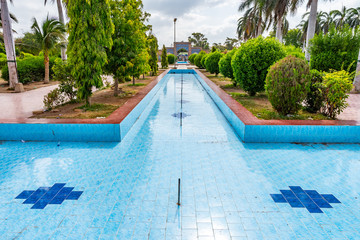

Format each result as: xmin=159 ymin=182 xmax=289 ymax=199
xmin=44 ymin=52 xmax=50 ymax=84
xmin=305 ymin=0 xmax=318 ymax=62
xmin=353 ymin=49 xmax=360 ymax=92
xmin=57 ymin=0 xmax=67 ymax=60
xmin=143 ymin=73 xmax=145 ymax=79
xmin=1 ymin=0 xmax=18 ymax=88
xmin=276 ymin=19 xmax=283 ymax=43
xmin=114 ymin=77 xmax=119 ymax=96
xmin=132 ymin=76 xmax=135 ymax=85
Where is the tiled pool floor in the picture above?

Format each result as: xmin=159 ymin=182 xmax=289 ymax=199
xmin=1 ymin=73 xmax=360 ymax=239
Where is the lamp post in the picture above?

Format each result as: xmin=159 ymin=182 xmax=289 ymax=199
xmin=174 ymin=18 xmax=177 ymax=69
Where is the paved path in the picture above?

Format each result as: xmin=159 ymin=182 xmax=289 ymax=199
xmin=337 ymin=94 xmax=360 ymax=121
xmin=0 ymin=85 xmax=58 ymax=119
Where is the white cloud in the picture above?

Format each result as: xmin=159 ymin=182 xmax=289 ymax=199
xmin=5 ymin=0 xmax=358 ymax=48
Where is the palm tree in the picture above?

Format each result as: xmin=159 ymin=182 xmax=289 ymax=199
xmin=297 ymin=11 xmax=322 ymax=45
xmin=31 ymin=16 xmax=65 ymax=84
xmin=347 ymin=7 xmax=360 ymax=28
xmin=237 ymin=0 xmax=273 ymax=40
xmin=300 ymin=0 xmax=333 ymax=61
xmin=331 ymin=6 xmax=349 ymax=28
xmin=0 ymin=0 xmax=18 ymax=88
xmin=44 ymin=0 xmax=67 ymax=60
xmin=319 ymin=11 xmax=335 ymax=33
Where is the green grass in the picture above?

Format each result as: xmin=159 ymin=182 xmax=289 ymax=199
xmin=127 ymin=83 xmax=145 ymax=87
xmin=77 ymin=103 xmax=118 ymax=113
xmin=229 ymin=92 xmax=330 ymax=120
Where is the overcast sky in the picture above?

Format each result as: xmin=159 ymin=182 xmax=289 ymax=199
xmin=8 ymin=0 xmax=359 ymax=48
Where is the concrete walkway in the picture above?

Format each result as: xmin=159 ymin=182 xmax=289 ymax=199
xmin=337 ymin=93 xmax=360 ymax=121
xmin=0 ymin=84 xmax=58 ymax=119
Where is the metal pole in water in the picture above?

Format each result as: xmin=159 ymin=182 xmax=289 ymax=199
xmin=180 ymin=73 xmax=183 ymax=126
xmin=177 ymin=178 xmax=181 ymax=206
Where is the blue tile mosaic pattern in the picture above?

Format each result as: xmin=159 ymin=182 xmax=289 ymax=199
xmin=271 ymin=186 xmax=341 ymax=213
xmin=0 ymin=70 xmax=360 ymax=239
xmin=15 ymin=183 xmax=83 ymax=209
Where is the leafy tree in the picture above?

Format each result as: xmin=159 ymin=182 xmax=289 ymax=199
xmin=107 ymin=0 xmax=149 ymax=92
xmin=31 ymin=16 xmax=65 ymax=84
xmin=188 ymin=32 xmax=209 ymax=50
xmin=67 ymin=0 xmax=114 ymax=106
xmin=212 ymin=43 xmax=226 ymax=52
xmin=161 ymin=45 xmax=168 ymax=68
xmin=224 ymin=37 xmax=239 ymax=50
xmin=16 ymin=32 xmax=41 ymax=55
xmin=283 ymin=28 xmax=303 ymax=48
xmin=148 ymin=33 xmax=158 ymax=76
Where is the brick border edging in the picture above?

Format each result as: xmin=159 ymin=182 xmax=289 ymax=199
xmin=195 ymin=69 xmax=359 ymax=126
xmin=0 ymin=70 xmax=170 ymax=124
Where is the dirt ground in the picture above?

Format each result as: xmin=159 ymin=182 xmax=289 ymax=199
xmin=32 ymin=71 xmax=164 ymax=119
xmin=0 ymin=79 xmax=59 ymax=93
xmin=200 ymin=70 xmax=246 ymax=94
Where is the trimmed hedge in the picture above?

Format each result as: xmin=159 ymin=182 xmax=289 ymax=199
xmin=232 ymin=36 xmax=286 ymax=96
xmin=219 ymin=48 xmax=236 ymax=80
xmin=188 ymin=53 xmax=197 ymax=64
xmin=2 ymin=56 xmax=59 ymax=84
xmin=205 ymin=51 xmax=223 ymax=76
xmin=265 ymin=56 xmax=310 ymax=115
xmin=167 ymin=54 xmax=175 ymax=64
xmin=194 ymin=51 xmax=206 ymax=68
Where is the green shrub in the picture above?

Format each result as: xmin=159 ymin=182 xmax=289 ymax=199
xmin=219 ymin=48 xmax=236 ymax=81
xmin=167 ymin=54 xmax=175 ymax=64
xmin=43 ymin=88 xmax=65 ymax=110
xmin=304 ymin=69 xmax=324 ymax=113
xmin=321 ymin=70 xmax=353 ymax=118
xmin=310 ymin=26 xmax=360 ymax=72
xmin=194 ymin=51 xmax=206 ymax=68
xmin=232 ymin=36 xmax=286 ymax=96
xmin=0 ymin=53 xmax=7 ymax=69
xmin=188 ymin=53 xmax=196 ymax=64
xmin=19 ymin=52 xmax=34 ymax=59
xmin=52 ymin=58 xmax=77 ymax=101
xmin=284 ymin=45 xmax=305 ymax=60
xmin=265 ymin=56 xmax=310 ymax=115
xmin=201 ymin=54 xmax=208 ymax=69
xmin=205 ymin=52 xmax=223 ymax=76
xmin=2 ymin=56 xmax=59 ymax=84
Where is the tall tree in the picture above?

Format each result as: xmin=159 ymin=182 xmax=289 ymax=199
xmin=107 ymin=0 xmax=149 ymax=95
xmin=302 ymin=0 xmax=333 ymax=62
xmin=224 ymin=37 xmax=239 ymax=50
xmin=237 ymin=0 xmax=273 ymax=41
xmin=148 ymin=33 xmax=158 ymax=76
xmin=347 ymin=7 xmax=360 ymax=28
xmin=161 ymin=44 xmax=168 ymax=69
xmin=1 ymin=0 xmax=18 ymax=88
xmin=331 ymin=6 xmax=349 ymax=28
xmin=44 ymin=0 xmax=67 ymax=60
xmin=67 ymin=0 xmax=114 ymax=106
xmin=188 ymin=32 xmax=209 ymax=50
xmin=31 ymin=16 xmax=65 ymax=84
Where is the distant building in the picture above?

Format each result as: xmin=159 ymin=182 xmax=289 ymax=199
xmin=158 ymin=41 xmax=202 ymax=62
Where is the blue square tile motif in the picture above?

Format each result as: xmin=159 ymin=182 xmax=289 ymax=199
xmin=15 ymin=183 xmax=83 ymax=209
xmin=271 ymin=186 xmax=341 ymax=213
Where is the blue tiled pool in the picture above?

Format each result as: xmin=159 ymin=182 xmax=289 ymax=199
xmin=1 ymin=71 xmax=360 ymax=239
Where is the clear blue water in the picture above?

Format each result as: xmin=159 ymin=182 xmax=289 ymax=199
xmin=176 ymin=61 xmax=188 ymax=64
xmin=1 ymin=72 xmax=360 ymax=239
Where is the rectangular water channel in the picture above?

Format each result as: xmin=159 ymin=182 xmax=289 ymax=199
xmin=0 ymin=70 xmax=359 ymax=239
